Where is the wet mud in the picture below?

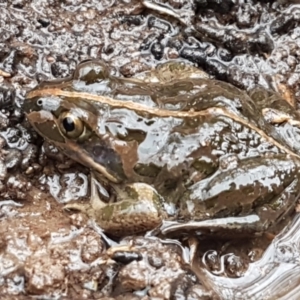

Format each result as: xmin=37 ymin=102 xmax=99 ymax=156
xmin=1 ymin=0 xmax=300 ymax=299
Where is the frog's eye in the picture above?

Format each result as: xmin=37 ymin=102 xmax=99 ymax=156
xmin=58 ymin=112 xmax=84 ymax=139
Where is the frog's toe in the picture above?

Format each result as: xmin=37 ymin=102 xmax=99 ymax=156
xmin=160 ymin=215 xmax=263 ymax=238
xmin=63 ymin=202 xmax=90 ymax=214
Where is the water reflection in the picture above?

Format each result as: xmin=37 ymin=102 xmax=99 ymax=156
xmin=203 ymin=214 xmax=300 ymax=299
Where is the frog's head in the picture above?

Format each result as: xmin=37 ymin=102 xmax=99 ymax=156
xmin=24 ymin=94 xmax=126 ymax=183
xmin=24 ymin=61 xmax=126 ymax=183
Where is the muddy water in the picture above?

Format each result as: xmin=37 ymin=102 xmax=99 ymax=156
xmin=198 ymin=215 xmax=300 ymax=299
xmin=1 ymin=0 xmax=300 ymax=299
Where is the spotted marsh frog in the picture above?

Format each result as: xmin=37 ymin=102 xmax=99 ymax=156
xmin=24 ymin=60 xmax=300 ymax=238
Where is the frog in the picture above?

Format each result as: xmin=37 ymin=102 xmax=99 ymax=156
xmin=23 ymin=59 xmax=300 ymax=239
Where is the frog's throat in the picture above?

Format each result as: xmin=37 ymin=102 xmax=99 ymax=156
xmin=27 ymin=88 xmax=300 ymax=160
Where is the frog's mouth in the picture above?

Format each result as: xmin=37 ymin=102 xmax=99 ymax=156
xmin=25 ymin=110 xmax=123 ymax=183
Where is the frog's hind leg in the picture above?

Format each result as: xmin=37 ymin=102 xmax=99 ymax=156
xmin=162 ymin=156 xmax=300 ymax=237
xmin=256 ymin=177 xmax=300 ymax=230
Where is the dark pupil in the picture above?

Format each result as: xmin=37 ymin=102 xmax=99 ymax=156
xmin=63 ymin=117 xmax=75 ymax=132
